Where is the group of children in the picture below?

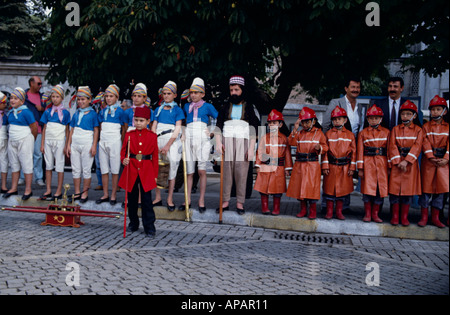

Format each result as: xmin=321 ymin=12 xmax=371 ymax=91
xmin=255 ymin=97 xmax=449 ymax=228
xmin=1 ymin=82 xmax=448 ymax=232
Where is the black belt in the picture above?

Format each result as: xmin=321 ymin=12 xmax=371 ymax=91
xmin=261 ymin=157 xmax=286 ymax=166
xmin=157 ymin=129 xmax=173 ymax=137
xmin=398 ymin=147 xmax=411 ymax=157
xmin=433 ymin=147 xmax=446 ymax=158
xmin=130 ymin=154 xmax=153 ymax=161
xmin=364 ymin=146 xmax=387 ymax=157
xmin=328 ymin=154 xmax=351 ymax=166
xmin=295 ymin=153 xmax=318 ymax=162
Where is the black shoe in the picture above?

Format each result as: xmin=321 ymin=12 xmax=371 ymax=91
xmin=127 ymin=226 xmax=138 ymax=233
xmin=236 ymin=207 xmax=245 ymax=215
xmin=198 ymin=206 xmax=206 ymax=213
xmin=96 ymin=197 xmax=110 ymax=204
xmin=22 ymin=192 xmax=33 ymax=201
xmin=153 ymin=200 xmax=162 ymax=207
xmin=52 ymin=195 xmax=62 ymax=200
xmin=145 ymin=231 xmax=156 ymax=238
xmin=167 ymin=204 xmax=176 ymax=212
xmin=1 ymin=189 xmax=8 ymax=194
xmin=80 ymin=196 xmax=89 ymax=204
xmin=39 ymin=193 xmax=52 ymax=201
xmin=2 ymin=191 xmax=18 ymax=198
xmin=216 ymin=206 xmax=229 ymax=213
xmin=110 ymin=199 xmax=117 ymax=206
xmin=179 ymin=204 xmax=191 ymax=211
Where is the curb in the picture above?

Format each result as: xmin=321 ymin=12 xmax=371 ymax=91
xmin=1 ymin=198 xmax=448 ymax=242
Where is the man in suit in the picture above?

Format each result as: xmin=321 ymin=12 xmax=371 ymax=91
xmin=371 ymin=77 xmax=408 ymax=130
xmin=323 ymin=77 xmax=365 ymax=140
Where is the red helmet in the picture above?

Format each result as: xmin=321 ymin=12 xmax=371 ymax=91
xmin=298 ymin=107 xmax=317 ymax=120
xmin=366 ymin=104 xmax=384 ymax=117
xmin=429 ymin=95 xmax=447 ymax=108
xmin=267 ymin=109 xmax=284 ymax=122
xmin=400 ymin=100 xmax=418 ymax=114
xmin=331 ymin=106 xmax=347 ymax=118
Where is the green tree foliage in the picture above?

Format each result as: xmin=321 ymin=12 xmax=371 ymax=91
xmin=0 ymin=0 xmax=47 ymax=58
xmin=33 ymin=0 xmax=449 ymax=111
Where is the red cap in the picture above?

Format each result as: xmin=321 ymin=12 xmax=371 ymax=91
xmin=331 ymin=106 xmax=347 ymax=118
xmin=298 ymin=107 xmax=317 ymax=120
xmin=134 ymin=106 xmax=151 ymax=120
xmin=429 ymin=95 xmax=447 ymax=108
xmin=267 ymin=109 xmax=284 ymax=122
xmin=366 ymin=104 xmax=384 ymax=117
xmin=400 ymin=100 xmax=418 ymax=114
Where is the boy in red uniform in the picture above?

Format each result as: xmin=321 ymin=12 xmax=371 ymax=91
xmin=254 ymin=110 xmax=293 ymax=216
xmin=388 ymin=100 xmax=423 ymax=226
xmin=322 ymin=106 xmax=356 ymax=220
xmin=120 ymin=107 xmax=159 ymax=238
xmin=357 ymin=105 xmax=390 ymax=223
xmin=287 ymin=107 xmax=328 ymax=219
xmin=418 ymin=96 xmax=448 ymax=228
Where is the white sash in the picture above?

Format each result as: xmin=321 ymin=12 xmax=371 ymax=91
xmin=72 ymin=127 xmax=94 ymax=146
xmin=9 ymin=125 xmax=32 ymax=142
xmin=101 ymin=122 xmax=122 ymax=141
xmin=45 ymin=122 xmax=66 ymax=141
xmin=223 ymin=120 xmax=250 ymax=139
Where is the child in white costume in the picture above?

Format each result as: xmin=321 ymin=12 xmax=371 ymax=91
xmin=97 ymin=84 xmax=125 ymax=205
xmin=4 ymin=87 xmax=38 ymax=200
xmin=66 ymin=87 xmax=99 ymax=203
xmin=182 ymin=78 xmax=218 ymax=212
xmin=151 ymin=81 xmax=185 ymax=211
xmin=40 ymin=85 xmax=71 ymax=200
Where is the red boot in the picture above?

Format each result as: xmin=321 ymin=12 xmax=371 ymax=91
xmin=261 ymin=194 xmax=270 ymax=215
xmin=363 ymin=202 xmax=372 ymax=222
xmin=371 ymin=203 xmax=383 ymax=223
xmin=431 ymin=207 xmax=445 ymax=228
xmin=400 ymin=204 xmax=410 ymax=226
xmin=296 ymin=201 xmax=307 ymax=218
xmin=417 ymin=207 xmax=428 ymax=227
xmin=335 ymin=200 xmax=345 ymax=220
xmin=308 ymin=202 xmax=317 ymax=220
xmin=390 ymin=203 xmax=400 ymax=226
xmin=272 ymin=196 xmax=281 ymax=216
xmin=325 ymin=200 xmax=334 ymax=220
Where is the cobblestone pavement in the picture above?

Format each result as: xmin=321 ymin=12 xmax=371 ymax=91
xmin=0 ymin=210 xmax=448 ymax=296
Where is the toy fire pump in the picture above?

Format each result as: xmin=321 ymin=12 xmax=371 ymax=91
xmin=1 ymin=184 xmax=122 ymax=228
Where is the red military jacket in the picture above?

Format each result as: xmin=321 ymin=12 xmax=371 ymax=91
xmin=388 ymin=123 xmax=423 ymax=196
xmin=254 ymin=131 xmax=293 ymax=195
xmin=421 ymin=120 xmax=449 ymax=194
xmin=322 ymin=127 xmax=356 ymax=197
xmin=119 ymin=128 xmax=159 ymax=193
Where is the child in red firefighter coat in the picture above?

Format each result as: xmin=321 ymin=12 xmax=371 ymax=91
xmin=322 ymin=106 xmax=356 ymax=220
xmin=357 ymin=104 xmax=390 ymax=223
xmin=287 ymin=107 xmax=328 ymax=219
xmin=388 ymin=100 xmax=423 ymax=227
xmin=254 ymin=110 xmax=293 ymax=216
xmin=119 ymin=107 xmax=159 ymax=237
xmin=418 ymin=95 xmax=449 ymax=228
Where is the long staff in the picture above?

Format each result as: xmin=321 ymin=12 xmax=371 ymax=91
xmin=182 ymin=137 xmax=191 ymax=222
xmin=123 ymin=136 xmax=131 ymax=238
xmin=219 ymin=148 xmax=224 ymax=225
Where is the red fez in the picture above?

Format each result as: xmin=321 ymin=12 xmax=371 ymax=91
xmin=135 ymin=106 xmax=151 ymax=120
